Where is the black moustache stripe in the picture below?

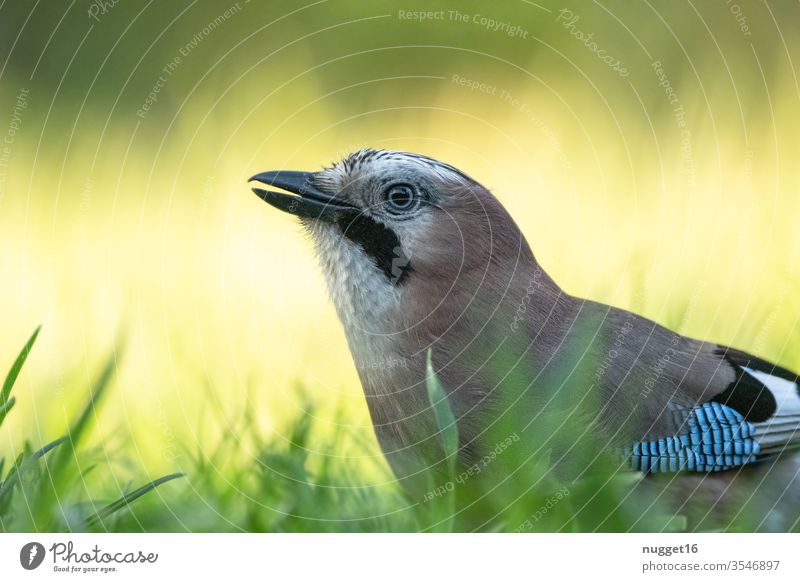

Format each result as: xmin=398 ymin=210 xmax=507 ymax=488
xmin=335 ymin=210 xmax=412 ymax=286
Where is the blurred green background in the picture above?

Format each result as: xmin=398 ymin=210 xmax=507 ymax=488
xmin=1 ymin=0 xmax=799 ymax=530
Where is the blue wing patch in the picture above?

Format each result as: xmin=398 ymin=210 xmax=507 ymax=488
xmin=622 ymin=402 xmax=761 ymax=473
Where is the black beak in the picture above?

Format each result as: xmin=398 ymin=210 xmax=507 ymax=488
xmin=248 ymin=170 xmax=352 ymax=222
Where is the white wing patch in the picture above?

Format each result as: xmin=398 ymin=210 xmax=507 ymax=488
xmin=741 ymin=365 xmax=800 ymax=456
xmin=741 ymin=366 xmax=800 ymax=415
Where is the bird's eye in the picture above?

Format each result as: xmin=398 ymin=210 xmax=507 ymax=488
xmin=385 ymin=184 xmax=419 ymax=213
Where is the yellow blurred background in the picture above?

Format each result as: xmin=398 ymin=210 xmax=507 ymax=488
xmin=1 ymin=0 xmax=799 ymax=478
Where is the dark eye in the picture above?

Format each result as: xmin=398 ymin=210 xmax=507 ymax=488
xmin=385 ymin=184 xmax=419 ymax=213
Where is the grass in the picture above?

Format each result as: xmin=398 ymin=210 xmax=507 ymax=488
xmin=0 ymin=327 xmax=182 ymax=532
xmin=3 ymin=324 xmax=798 ymax=533
xmin=1 ymin=325 xmax=700 ymax=533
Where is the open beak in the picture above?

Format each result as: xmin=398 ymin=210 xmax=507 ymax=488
xmin=249 ymin=170 xmax=352 ymax=223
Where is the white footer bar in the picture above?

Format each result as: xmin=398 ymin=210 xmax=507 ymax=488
xmin=1 ymin=533 xmax=796 ymax=581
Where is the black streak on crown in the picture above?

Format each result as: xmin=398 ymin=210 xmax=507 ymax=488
xmin=339 ymin=149 xmax=478 ymax=186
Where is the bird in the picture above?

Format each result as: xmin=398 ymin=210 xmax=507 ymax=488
xmin=249 ymin=149 xmax=800 ymax=529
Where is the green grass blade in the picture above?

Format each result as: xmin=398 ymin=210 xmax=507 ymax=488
xmin=0 ymin=396 xmax=16 ymax=419
xmin=32 ymin=436 xmax=69 ymax=459
xmin=1 ymin=325 xmax=41 ymax=402
xmin=68 ymin=347 xmax=119 ymax=448
xmin=10 ymin=452 xmax=24 ymax=475
xmin=0 ymin=326 xmax=41 ymax=426
xmin=86 ymin=472 xmax=184 ymax=527
xmin=0 ymin=437 xmax=67 ymax=502
xmin=426 ymin=349 xmax=458 ymax=461
xmin=32 ymin=347 xmax=121 ymax=529
xmin=424 ymin=349 xmax=459 ymax=533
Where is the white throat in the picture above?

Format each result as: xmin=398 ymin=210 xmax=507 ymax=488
xmin=308 ymin=221 xmax=403 ymax=334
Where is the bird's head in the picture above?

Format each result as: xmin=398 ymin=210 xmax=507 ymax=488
xmin=250 ymin=149 xmax=543 ymax=336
